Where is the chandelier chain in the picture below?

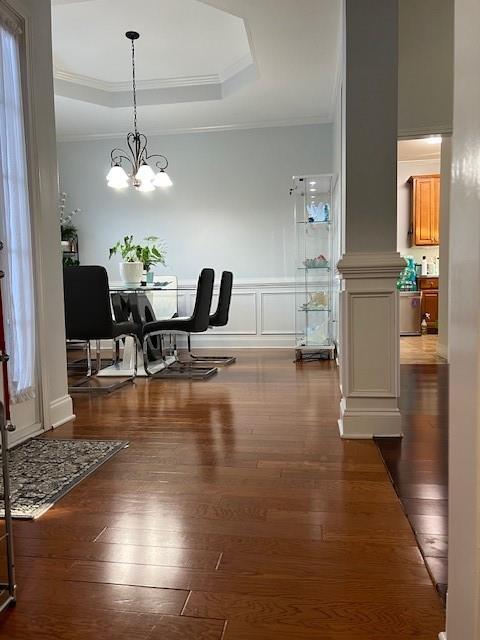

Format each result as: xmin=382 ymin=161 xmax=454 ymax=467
xmin=107 ymin=30 xmax=171 ymax=190
xmin=131 ymin=38 xmax=138 ymax=135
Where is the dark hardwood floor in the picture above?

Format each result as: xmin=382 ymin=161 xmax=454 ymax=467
xmin=0 ymin=350 xmax=445 ymax=639
xmin=376 ymin=363 xmax=448 ymax=601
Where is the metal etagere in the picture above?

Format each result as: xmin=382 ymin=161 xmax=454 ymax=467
xmin=0 ymin=267 xmax=16 ymax=611
xmin=292 ymin=174 xmax=336 ymax=361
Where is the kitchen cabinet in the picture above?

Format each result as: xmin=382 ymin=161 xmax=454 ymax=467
xmin=419 ymin=276 xmax=439 ymax=332
xmin=408 ymin=174 xmax=440 ymax=246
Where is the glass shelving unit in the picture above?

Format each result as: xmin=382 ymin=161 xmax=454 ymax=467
xmin=292 ymin=174 xmax=336 ymax=361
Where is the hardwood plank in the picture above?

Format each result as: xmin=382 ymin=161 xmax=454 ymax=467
xmin=14 ymin=537 xmax=221 ymax=570
xmin=15 ymin=578 xmax=188 ymax=615
xmin=184 ymin=588 xmax=444 ymax=633
xmin=147 ymin=617 xmax=225 ymax=640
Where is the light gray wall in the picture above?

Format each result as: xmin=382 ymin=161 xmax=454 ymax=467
xmin=398 ymin=0 xmax=454 ymax=137
xmin=57 ymin=124 xmax=332 ymax=281
xmin=7 ymin=0 xmax=73 ymax=436
xmin=343 ymin=0 xmax=398 ymax=253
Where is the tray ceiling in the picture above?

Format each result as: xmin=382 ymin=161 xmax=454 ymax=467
xmin=52 ymin=0 xmax=341 ymax=140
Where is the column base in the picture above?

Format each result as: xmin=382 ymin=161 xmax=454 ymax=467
xmin=337 ymin=251 xmax=405 ymax=440
xmin=338 ymin=402 xmax=402 ymax=439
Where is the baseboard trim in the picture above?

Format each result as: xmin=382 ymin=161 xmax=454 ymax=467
xmin=437 ymin=343 xmax=448 ymax=361
xmin=7 ymin=425 xmax=44 ymax=449
xmin=338 ymin=409 xmax=403 ymax=440
xmin=49 ymin=395 xmax=75 ymax=429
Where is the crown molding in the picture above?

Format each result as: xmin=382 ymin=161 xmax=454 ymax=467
xmin=219 ymin=53 xmax=254 ymax=83
xmin=56 ymin=116 xmax=332 ymax=143
xmin=54 ymin=52 xmax=254 ymax=93
xmin=54 ymin=68 xmax=221 ymax=91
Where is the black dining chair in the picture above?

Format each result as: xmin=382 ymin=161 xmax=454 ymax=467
xmin=63 ymin=265 xmax=140 ymax=392
xmin=141 ymin=268 xmax=217 ymax=379
xmin=186 ymin=270 xmax=235 ymax=365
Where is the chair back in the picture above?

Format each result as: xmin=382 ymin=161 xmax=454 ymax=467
xmin=210 ymin=271 xmax=233 ymax=327
xmin=63 ymin=266 xmax=114 ymax=340
xmin=190 ymin=268 xmax=215 ymax=332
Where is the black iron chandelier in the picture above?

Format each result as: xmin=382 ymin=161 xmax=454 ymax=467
xmin=106 ymin=31 xmax=172 ymax=192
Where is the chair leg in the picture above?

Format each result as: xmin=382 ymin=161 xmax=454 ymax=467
xmin=69 ymin=334 xmax=137 ymax=394
xmin=114 ymin=339 xmax=121 ymax=365
xmin=86 ymin=341 xmax=92 ymax=377
xmin=186 ymin=333 xmax=236 ymax=366
xmin=143 ymin=332 xmax=218 ymax=380
xmin=95 ymin=340 xmax=102 ymax=373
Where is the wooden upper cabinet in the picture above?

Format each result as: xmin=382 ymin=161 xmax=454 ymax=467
xmin=408 ymin=174 xmax=440 ymax=246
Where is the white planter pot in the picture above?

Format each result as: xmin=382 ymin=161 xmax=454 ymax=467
xmin=119 ymin=261 xmax=143 ymax=286
xmin=61 ymin=240 xmax=70 ymax=252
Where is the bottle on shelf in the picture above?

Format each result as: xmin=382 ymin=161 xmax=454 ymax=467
xmin=421 ymin=256 xmax=428 ymax=276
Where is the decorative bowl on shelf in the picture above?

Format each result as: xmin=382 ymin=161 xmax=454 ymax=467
xmin=303 ymin=255 xmax=329 ymax=269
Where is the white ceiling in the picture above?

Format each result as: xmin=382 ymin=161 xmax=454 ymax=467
xmin=52 ymin=0 xmax=342 ymax=140
xmin=398 ymin=137 xmax=442 ymax=162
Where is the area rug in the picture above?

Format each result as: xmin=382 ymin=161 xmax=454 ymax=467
xmin=0 ymin=438 xmax=127 ymax=519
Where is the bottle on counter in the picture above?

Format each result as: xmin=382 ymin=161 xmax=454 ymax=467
xmin=421 ymin=316 xmax=428 ymax=335
xmin=421 ymin=256 xmax=428 ymax=276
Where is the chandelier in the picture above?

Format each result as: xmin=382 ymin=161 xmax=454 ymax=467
xmin=106 ymin=31 xmax=173 ymax=192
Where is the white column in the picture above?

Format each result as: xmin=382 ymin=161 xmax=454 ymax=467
xmin=437 ymin=136 xmax=451 ymax=361
xmin=446 ymin=0 xmax=480 ymax=637
xmin=338 ymin=0 xmax=404 ymax=439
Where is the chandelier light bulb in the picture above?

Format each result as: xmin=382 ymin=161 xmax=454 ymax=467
xmin=106 ymin=164 xmax=129 ymax=188
xmin=153 ymin=169 xmax=173 ymax=188
xmin=135 ymin=162 xmax=155 ymax=183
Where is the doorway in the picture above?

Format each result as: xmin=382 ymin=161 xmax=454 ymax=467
xmin=376 ymin=134 xmax=450 ymax=603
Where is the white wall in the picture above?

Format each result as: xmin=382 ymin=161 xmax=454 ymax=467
xmin=397 ymin=158 xmax=440 ymax=264
xmin=57 ymin=124 xmax=332 ymax=283
xmin=6 ymin=0 xmax=73 ymax=443
xmin=398 ymin=0 xmax=454 ymax=137
xmin=438 ymin=137 xmax=451 ymax=360
xmin=447 ymin=0 xmax=480 ymax=636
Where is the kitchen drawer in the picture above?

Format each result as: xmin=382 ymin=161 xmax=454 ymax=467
xmin=419 ymin=277 xmax=439 ymax=290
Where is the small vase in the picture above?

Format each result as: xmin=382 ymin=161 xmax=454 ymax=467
xmin=119 ymin=261 xmax=143 ymax=286
xmin=145 ymin=271 xmax=154 ymax=284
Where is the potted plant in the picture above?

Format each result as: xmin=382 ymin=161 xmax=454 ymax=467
xmin=109 ymin=235 xmax=167 ymax=285
xmin=137 ymin=236 xmax=166 ymax=283
xmin=61 ymin=224 xmax=78 ymax=252
xmin=59 ymin=192 xmax=82 ymax=253
xmin=109 ymin=235 xmax=144 ymax=285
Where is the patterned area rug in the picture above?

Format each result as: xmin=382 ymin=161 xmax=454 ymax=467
xmin=0 ymin=438 xmax=127 ymax=519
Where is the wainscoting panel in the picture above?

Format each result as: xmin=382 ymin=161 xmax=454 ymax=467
xmin=260 ymin=291 xmax=296 ymax=335
xmin=179 ymin=279 xmax=297 ymax=348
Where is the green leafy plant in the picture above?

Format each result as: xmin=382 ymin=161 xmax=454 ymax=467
xmin=137 ymin=236 xmax=167 ymax=272
xmin=109 ymin=235 xmax=138 ymax=262
xmin=109 ymin=235 xmax=167 ymax=271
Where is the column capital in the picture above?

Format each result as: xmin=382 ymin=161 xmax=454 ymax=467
xmin=337 ymin=251 xmax=406 ymax=280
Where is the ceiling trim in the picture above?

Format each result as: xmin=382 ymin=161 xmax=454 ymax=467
xmin=54 ymin=52 xmax=255 ymax=93
xmin=54 ymin=68 xmax=222 ymax=91
xmin=56 ymin=115 xmax=331 ymax=143
xmin=397 ymin=156 xmax=441 ymax=164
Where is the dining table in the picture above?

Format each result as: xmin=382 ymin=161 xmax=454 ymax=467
xmin=97 ymin=277 xmax=178 ymax=378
